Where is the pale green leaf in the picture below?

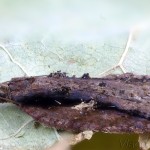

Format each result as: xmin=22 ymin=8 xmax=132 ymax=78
xmin=0 ymin=0 xmax=150 ymax=150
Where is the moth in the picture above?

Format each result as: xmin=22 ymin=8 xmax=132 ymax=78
xmin=0 ymin=71 xmax=150 ymax=133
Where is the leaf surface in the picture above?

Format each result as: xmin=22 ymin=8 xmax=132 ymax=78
xmin=0 ymin=0 xmax=150 ymax=149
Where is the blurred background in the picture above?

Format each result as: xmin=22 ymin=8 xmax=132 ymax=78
xmin=0 ymin=0 xmax=150 ymax=149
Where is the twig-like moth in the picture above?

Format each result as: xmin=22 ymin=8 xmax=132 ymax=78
xmin=0 ymin=72 xmax=150 ymax=133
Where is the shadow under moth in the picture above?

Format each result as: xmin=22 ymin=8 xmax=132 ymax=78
xmin=0 ymin=71 xmax=150 ymax=133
